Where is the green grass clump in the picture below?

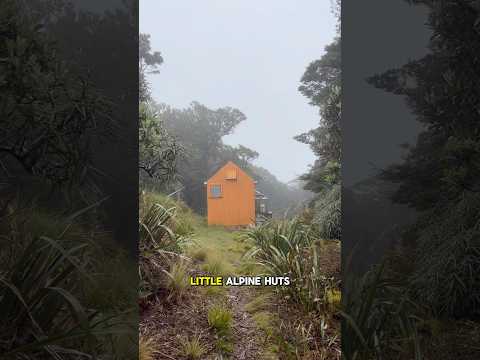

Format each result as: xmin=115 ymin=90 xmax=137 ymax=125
xmin=173 ymin=216 xmax=195 ymax=237
xmin=245 ymin=293 xmax=272 ymax=313
xmin=163 ymin=261 xmax=189 ymax=301
xmin=181 ymin=335 xmax=206 ymax=359
xmin=252 ymin=312 xmax=276 ymax=337
xmin=190 ymin=247 xmax=208 ymax=262
xmin=207 ymin=305 xmax=233 ymax=335
xmin=215 ymin=337 xmax=234 ymax=355
xmin=238 ymin=261 xmax=259 ymax=275
xmin=326 ymin=288 xmax=341 ymax=312
xmin=202 ymin=256 xmax=233 ymax=276
xmin=203 ymin=285 xmax=227 ymax=297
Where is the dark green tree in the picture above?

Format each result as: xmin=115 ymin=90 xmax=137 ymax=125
xmin=160 ymin=102 xmax=246 ymax=212
xmin=139 ymin=103 xmax=181 ymax=186
xmin=137 ymin=35 xmax=180 ymax=189
xmin=369 ymin=0 xmax=480 ymax=317
xmin=0 ymin=0 xmax=114 ymax=193
xmin=296 ymin=38 xmax=341 ymax=192
xmin=296 ymin=24 xmax=341 ymax=238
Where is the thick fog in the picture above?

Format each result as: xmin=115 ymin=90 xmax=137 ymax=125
xmin=139 ymin=0 xmax=337 ymax=183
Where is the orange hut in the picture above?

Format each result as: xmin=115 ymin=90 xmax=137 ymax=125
xmin=206 ymin=161 xmax=255 ymax=227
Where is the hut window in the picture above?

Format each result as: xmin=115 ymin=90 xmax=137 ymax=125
xmin=225 ymin=168 xmax=237 ymax=180
xmin=210 ymin=184 xmax=222 ymax=198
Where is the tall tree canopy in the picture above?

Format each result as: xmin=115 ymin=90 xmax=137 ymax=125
xmin=296 ymin=38 xmax=341 ymax=192
xmin=138 ymin=34 xmax=180 ymax=189
xmin=296 ymin=5 xmax=341 ymax=239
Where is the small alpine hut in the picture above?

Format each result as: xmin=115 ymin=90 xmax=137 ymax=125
xmin=206 ymin=161 xmax=256 ymax=227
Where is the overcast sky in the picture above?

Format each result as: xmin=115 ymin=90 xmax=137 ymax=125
xmin=139 ymin=0 xmax=337 ymax=183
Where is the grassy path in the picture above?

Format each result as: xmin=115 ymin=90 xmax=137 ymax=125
xmin=228 ymin=286 xmax=261 ymax=359
xmin=192 ymin=225 xmax=266 ymax=359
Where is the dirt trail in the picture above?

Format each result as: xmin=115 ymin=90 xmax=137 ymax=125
xmin=227 ymin=286 xmax=261 ymax=360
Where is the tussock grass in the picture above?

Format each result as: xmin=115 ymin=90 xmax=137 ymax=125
xmin=82 ymin=250 xmax=137 ymax=311
xmin=238 ymin=261 xmax=260 ymax=275
xmin=194 ymin=225 xmax=243 ymax=266
xmin=189 ymin=247 xmax=208 ymax=262
xmin=139 ymin=335 xmax=156 ymax=360
xmin=181 ymin=335 xmax=206 ymax=359
xmin=326 ymin=289 xmax=341 ymax=312
xmin=203 ymin=285 xmax=227 ymax=297
xmin=252 ymin=311 xmax=276 ymax=337
xmin=245 ymin=293 xmax=273 ymax=313
xmin=202 ymin=255 xmax=234 ymax=277
xmin=312 ymin=184 xmax=341 ymax=240
xmin=215 ymin=337 xmax=234 ymax=355
xmin=207 ymin=304 xmax=233 ymax=335
xmin=163 ymin=260 xmax=189 ymax=301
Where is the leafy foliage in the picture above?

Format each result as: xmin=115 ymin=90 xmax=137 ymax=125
xmin=139 ymin=102 xmax=181 ymax=187
xmin=138 ymin=34 xmax=181 ymax=189
xmin=162 ymin=260 xmax=189 ymax=302
xmin=296 ymin=38 xmax=341 ymax=192
xmin=342 ymin=264 xmax=422 ymax=360
xmin=138 ymin=191 xmax=190 ymax=299
xmin=0 ymin=235 xmax=127 ymax=359
xmin=0 ymin=0 xmax=114 ymax=192
xmin=296 ymin=20 xmax=342 ymax=240
xmin=409 ymin=193 xmax=480 ymax=318
xmin=244 ymin=219 xmax=339 ymax=312
xmin=313 ymin=183 xmax=341 ymax=240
